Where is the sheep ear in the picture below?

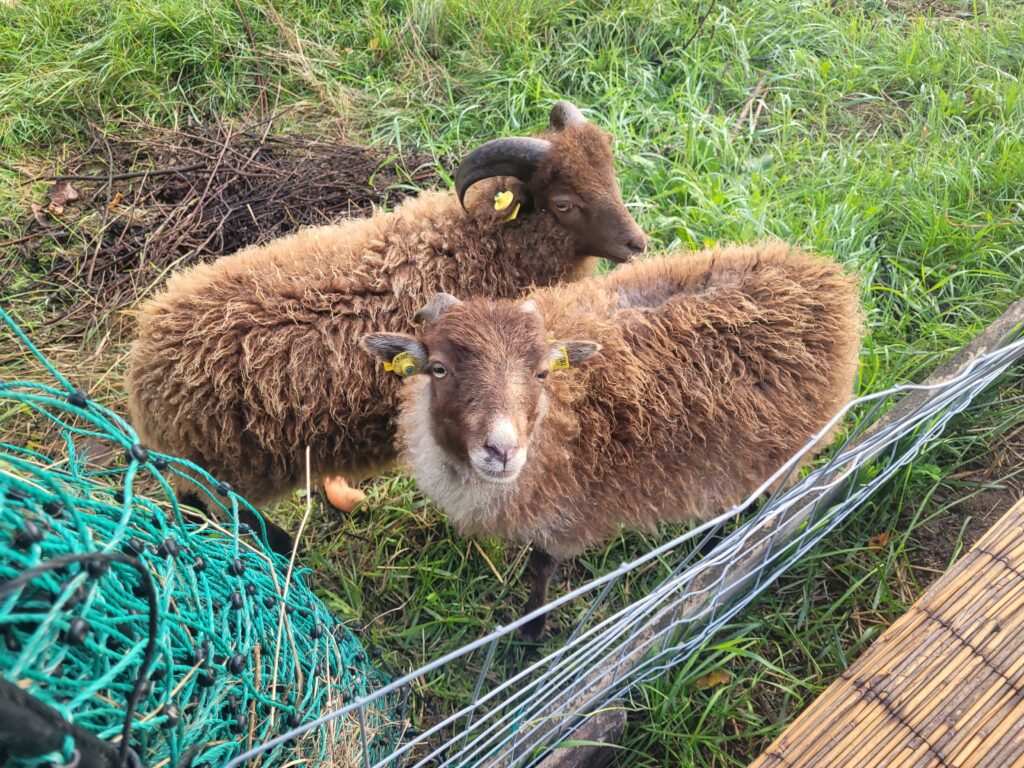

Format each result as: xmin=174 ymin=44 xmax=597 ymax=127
xmin=414 ymin=293 xmax=462 ymax=325
xmin=360 ymin=333 xmax=427 ymax=375
xmin=548 ymin=341 xmax=601 ymax=371
xmin=549 ymin=101 xmax=587 ymax=131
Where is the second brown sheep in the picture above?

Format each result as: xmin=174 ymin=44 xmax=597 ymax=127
xmin=362 ymin=243 xmax=864 ymax=637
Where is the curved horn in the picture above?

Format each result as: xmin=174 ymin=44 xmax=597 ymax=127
xmin=455 ymin=137 xmax=551 ymax=209
xmin=549 ymin=100 xmax=587 ymax=130
xmin=414 ymin=292 xmax=462 ymax=325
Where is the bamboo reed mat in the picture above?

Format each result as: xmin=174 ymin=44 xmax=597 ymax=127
xmin=749 ymin=495 xmax=1024 ymax=768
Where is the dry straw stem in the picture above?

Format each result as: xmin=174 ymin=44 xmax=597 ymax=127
xmin=750 ymin=493 xmax=1024 ymax=768
xmin=294 ymin=688 xmax=401 ymax=768
xmin=731 ymin=75 xmax=769 ymax=136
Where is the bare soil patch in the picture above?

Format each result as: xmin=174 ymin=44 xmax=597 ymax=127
xmin=910 ymin=428 xmax=1024 ymax=587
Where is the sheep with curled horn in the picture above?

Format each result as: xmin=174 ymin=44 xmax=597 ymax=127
xmin=127 ymin=101 xmax=647 ymax=551
xmin=361 ymin=242 xmax=863 ymax=638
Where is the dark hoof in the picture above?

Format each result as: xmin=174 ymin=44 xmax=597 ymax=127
xmin=517 ymin=615 xmax=547 ymax=641
xmin=237 ymin=508 xmax=296 ymax=557
xmin=263 ymin=525 xmax=297 ymax=557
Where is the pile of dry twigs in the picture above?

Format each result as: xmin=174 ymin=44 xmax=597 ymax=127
xmin=5 ymin=120 xmax=439 ymax=336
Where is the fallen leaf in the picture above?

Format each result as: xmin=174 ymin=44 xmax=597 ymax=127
xmin=369 ymin=37 xmax=380 ymax=50
xmin=868 ymin=531 xmax=890 ymax=550
xmin=30 ymin=202 xmax=48 ymax=227
xmin=694 ymin=669 xmax=731 ymax=689
xmin=47 ymin=180 xmax=79 ymax=208
xmin=46 ymin=203 xmax=64 ymax=216
xmin=108 ymin=191 xmax=123 ymax=211
xmin=78 ymin=436 xmax=120 ymax=471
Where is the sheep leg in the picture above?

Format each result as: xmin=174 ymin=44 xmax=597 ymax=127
xmin=323 ymin=475 xmax=367 ymax=513
xmin=240 ymin=509 xmax=298 ymax=556
xmin=694 ymin=525 xmax=725 ymax=559
xmin=519 ymin=548 xmax=559 ymax=640
xmin=179 ymin=489 xmax=297 ymax=556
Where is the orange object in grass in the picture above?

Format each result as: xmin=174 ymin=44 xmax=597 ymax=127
xmin=323 ymin=475 xmax=366 ymax=512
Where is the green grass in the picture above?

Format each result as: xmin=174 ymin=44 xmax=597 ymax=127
xmin=2 ymin=0 xmax=1024 ymax=764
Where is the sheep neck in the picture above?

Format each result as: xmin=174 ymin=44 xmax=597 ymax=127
xmin=453 ymin=209 xmax=595 ymax=292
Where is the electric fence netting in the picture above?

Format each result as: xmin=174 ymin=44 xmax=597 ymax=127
xmin=0 ymin=307 xmax=404 ymax=768
xmin=2 ymin=298 xmax=1022 ymax=768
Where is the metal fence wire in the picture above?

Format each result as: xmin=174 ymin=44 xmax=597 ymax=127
xmin=223 ymin=321 xmax=1024 ymax=767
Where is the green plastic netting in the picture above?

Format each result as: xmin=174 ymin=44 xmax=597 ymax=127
xmin=0 ymin=307 xmax=404 ymax=768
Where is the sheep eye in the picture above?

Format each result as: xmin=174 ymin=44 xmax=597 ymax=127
xmin=553 ymin=200 xmax=573 ymax=213
xmin=430 ymin=363 xmax=448 ymax=379
xmin=536 ymin=370 xmax=549 ymax=381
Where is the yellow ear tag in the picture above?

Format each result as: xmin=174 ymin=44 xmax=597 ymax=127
xmin=383 ymin=352 xmax=420 ymax=377
xmin=494 ymin=190 xmax=520 ymax=223
xmin=550 ymin=345 xmax=571 ymax=372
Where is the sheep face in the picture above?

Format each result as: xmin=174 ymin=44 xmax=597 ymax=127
xmin=455 ymin=102 xmax=647 ymax=264
xmin=361 ymin=295 xmax=599 ymax=484
xmin=534 ymin=122 xmax=647 ymax=264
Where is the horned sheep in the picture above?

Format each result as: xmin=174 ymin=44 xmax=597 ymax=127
xmin=361 ymin=243 xmax=864 ymax=637
xmin=126 ymin=102 xmax=646 ymax=547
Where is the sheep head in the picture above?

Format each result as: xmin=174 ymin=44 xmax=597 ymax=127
xmin=361 ymin=293 xmax=599 ymax=483
xmin=455 ymin=101 xmax=647 ymax=264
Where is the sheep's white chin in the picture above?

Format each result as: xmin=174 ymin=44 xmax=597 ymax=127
xmin=469 ymin=449 xmax=526 ymax=484
xmin=471 ymin=465 xmax=522 ymax=484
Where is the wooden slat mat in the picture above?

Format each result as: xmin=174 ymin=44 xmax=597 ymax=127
xmin=749 ymin=495 xmax=1024 ymax=768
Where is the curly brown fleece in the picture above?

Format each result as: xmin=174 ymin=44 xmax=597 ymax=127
xmin=127 ymin=118 xmax=644 ymax=506
xmin=391 ymin=242 xmax=864 ymax=560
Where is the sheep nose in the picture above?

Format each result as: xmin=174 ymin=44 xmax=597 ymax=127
xmin=483 ymin=441 xmax=515 ymax=468
xmin=627 ymin=237 xmax=647 ymax=253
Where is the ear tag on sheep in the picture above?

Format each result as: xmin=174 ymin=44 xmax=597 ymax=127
xmin=550 ymin=345 xmax=571 ymax=372
xmin=383 ymin=352 xmax=420 ymax=377
xmin=494 ymin=190 xmax=520 ymax=223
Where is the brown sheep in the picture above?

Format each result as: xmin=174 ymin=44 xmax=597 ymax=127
xmin=360 ymin=243 xmax=864 ymax=637
xmin=126 ymin=102 xmax=646 ymax=546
